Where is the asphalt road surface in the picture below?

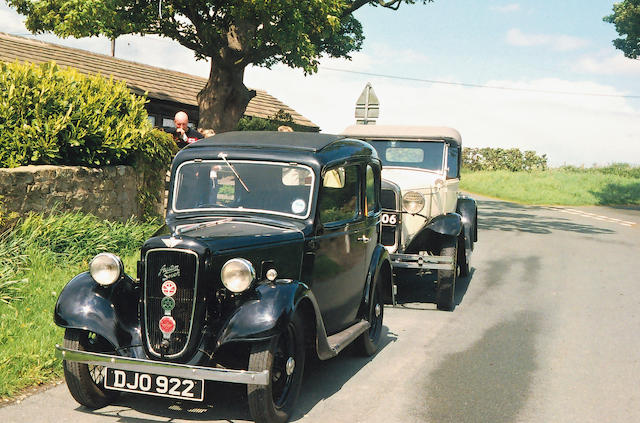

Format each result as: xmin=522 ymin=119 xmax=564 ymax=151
xmin=2 ymin=199 xmax=639 ymax=423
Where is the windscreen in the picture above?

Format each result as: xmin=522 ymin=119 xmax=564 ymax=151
xmin=368 ymin=140 xmax=445 ymax=172
xmin=173 ymin=160 xmax=314 ymax=218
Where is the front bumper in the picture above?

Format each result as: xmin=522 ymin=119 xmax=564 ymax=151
xmin=55 ymin=344 xmax=269 ymax=385
xmin=390 ymin=252 xmax=455 ymax=270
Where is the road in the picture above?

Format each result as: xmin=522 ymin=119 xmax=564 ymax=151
xmin=2 ymin=199 xmax=639 ymax=423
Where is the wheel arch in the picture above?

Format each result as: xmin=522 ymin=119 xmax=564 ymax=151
xmin=54 ymin=272 xmax=142 ymax=351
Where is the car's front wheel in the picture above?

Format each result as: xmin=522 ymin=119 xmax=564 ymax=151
xmin=247 ymin=312 xmax=305 ymax=423
xmin=62 ymin=329 xmax=119 ymax=409
xmin=436 ymin=238 xmax=457 ymax=311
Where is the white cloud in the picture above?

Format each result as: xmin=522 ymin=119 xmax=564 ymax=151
xmin=246 ymin=63 xmax=640 ymax=167
xmin=575 ymin=53 xmax=640 ymax=76
xmin=506 ymin=28 xmax=589 ymax=51
xmin=0 ymin=6 xmax=29 ymax=34
xmin=491 ymin=3 xmax=521 ymax=13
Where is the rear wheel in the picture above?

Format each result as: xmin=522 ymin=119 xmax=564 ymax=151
xmin=436 ymin=238 xmax=457 ymax=311
xmin=356 ymin=275 xmax=384 ymax=356
xmin=62 ymin=329 xmax=119 ymax=409
xmin=247 ymin=313 xmax=305 ymax=423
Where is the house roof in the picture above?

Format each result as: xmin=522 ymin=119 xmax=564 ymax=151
xmin=0 ymin=32 xmax=319 ymax=130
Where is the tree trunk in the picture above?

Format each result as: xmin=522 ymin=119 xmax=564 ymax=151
xmin=197 ymin=61 xmax=256 ymax=133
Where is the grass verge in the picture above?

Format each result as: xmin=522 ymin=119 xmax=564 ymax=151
xmin=460 ymin=168 xmax=640 ymax=206
xmin=0 ymin=212 xmax=158 ymax=399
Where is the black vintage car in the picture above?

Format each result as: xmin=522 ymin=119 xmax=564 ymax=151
xmin=54 ymin=132 xmax=392 ymax=423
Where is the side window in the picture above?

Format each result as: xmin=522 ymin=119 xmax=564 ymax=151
xmin=318 ymin=164 xmax=359 ymax=224
xmin=365 ymin=164 xmax=378 ymax=216
xmin=447 ymin=145 xmax=459 ymax=179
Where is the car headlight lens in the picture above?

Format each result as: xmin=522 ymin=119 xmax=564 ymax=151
xmin=221 ymin=258 xmax=255 ymax=293
xmin=402 ymin=191 xmax=425 ymax=214
xmin=90 ymin=253 xmax=123 ymax=286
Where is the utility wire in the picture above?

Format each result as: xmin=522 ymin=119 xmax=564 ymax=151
xmin=320 ymin=67 xmax=640 ymax=99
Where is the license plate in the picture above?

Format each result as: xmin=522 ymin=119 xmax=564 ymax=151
xmin=104 ymin=368 xmax=204 ymax=401
xmin=381 ymin=212 xmax=399 ymax=225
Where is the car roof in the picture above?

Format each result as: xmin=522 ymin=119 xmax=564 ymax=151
xmin=174 ymin=131 xmax=378 ymax=169
xmin=341 ymin=125 xmax=461 ymax=147
xmin=186 ymin=131 xmax=348 ymax=152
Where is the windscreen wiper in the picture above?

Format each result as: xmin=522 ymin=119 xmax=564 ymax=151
xmin=218 ymin=152 xmax=250 ymax=192
xmin=175 ymin=218 xmax=233 ymax=235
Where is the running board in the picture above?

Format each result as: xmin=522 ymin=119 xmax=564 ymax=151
xmin=324 ymin=320 xmax=370 ymax=358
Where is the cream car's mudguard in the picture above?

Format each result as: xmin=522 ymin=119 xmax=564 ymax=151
xmin=404 ymin=212 xmax=462 ymax=254
xmin=456 ymin=196 xmax=478 ymax=254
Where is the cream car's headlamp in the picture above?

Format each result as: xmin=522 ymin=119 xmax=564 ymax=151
xmin=90 ymin=253 xmax=123 ymax=286
xmin=221 ymin=258 xmax=256 ymax=293
xmin=402 ymin=191 xmax=426 ymax=214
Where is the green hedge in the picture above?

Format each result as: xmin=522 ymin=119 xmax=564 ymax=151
xmin=0 ymin=61 xmax=176 ymax=217
xmin=462 ymin=147 xmax=548 ymax=172
xmin=237 ymin=109 xmax=316 ymax=132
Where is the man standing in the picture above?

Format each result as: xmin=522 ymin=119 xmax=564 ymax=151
xmin=165 ymin=111 xmax=204 ymax=148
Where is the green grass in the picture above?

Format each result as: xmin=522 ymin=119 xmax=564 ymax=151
xmin=460 ymin=168 xmax=640 ymax=206
xmin=0 ymin=212 xmax=158 ymax=399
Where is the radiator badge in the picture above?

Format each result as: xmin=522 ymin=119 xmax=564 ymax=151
xmin=161 ymin=280 xmax=177 ymax=297
xmin=159 ymin=316 xmax=176 ymax=337
xmin=161 ymin=296 xmax=176 ymax=312
xmin=162 ymin=237 xmax=180 ymax=248
xmin=158 ymin=264 xmax=180 ymax=281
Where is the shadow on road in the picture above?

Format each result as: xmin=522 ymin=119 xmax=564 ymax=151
xmin=79 ymin=329 xmax=398 ymax=422
xmin=392 ymin=268 xmax=474 ymax=311
xmin=423 ymin=311 xmax=541 ymax=423
xmin=478 ymin=200 xmax=615 ymax=234
xmin=291 ymin=326 xmax=398 ymax=421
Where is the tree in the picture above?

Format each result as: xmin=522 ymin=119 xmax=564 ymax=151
xmin=9 ymin=0 xmax=433 ymax=132
xmin=604 ymin=0 xmax=640 ymax=59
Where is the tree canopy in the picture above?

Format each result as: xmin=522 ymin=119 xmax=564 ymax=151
xmin=604 ymin=0 xmax=640 ymax=59
xmin=9 ymin=0 xmax=433 ymax=132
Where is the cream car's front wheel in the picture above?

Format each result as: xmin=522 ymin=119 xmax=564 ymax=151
xmin=436 ymin=238 xmax=457 ymax=311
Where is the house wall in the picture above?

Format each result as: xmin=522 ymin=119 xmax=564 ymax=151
xmin=0 ymin=165 xmax=140 ymax=221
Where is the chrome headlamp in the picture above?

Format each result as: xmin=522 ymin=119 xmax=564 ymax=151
xmin=221 ymin=258 xmax=256 ymax=293
xmin=89 ymin=253 xmax=123 ymax=286
xmin=402 ymin=191 xmax=425 ymax=214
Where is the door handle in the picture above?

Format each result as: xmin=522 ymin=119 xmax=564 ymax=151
xmin=357 ymin=235 xmax=370 ymax=243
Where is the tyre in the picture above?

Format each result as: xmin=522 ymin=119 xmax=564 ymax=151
xmin=356 ymin=275 xmax=384 ymax=356
xmin=436 ymin=238 xmax=457 ymax=311
xmin=458 ymin=235 xmax=469 ymax=277
xmin=247 ymin=312 xmax=306 ymax=423
xmin=62 ymin=329 xmax=119 ymax=409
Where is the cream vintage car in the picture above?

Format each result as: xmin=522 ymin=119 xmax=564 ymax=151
xmin=342 ymin=125 xmax=477 ymax=311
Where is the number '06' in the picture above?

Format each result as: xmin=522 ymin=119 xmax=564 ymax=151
xmin=381 ymin=214 xmax=397 ymax=225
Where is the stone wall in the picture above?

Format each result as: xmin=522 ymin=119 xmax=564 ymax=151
xmin=0 ymin=165 xmax=140 ymax=221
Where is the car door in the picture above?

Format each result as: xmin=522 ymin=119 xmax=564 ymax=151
xmin=310 ymin=163 xmax=368 ymax=335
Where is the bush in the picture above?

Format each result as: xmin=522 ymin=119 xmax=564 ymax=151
xmin=560 ymin=163 xmax=640 ymax=179
xmin=0 ymin=61 xmax=176 ymax=218
xmin=237 ymin=109 xmax=315 ymax=132
xmin=462 ymin=147 xmax=548 ymax=172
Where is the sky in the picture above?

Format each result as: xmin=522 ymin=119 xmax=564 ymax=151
xmin=1 ymin=0 xmax=639 ymax=166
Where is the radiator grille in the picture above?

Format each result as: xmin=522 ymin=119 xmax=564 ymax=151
xmin=381 ymin=189 xmax=397 ymax=210
xmin=381 ymin=226 xmax=396 ymax=246
xmin=144 ymin=249 xmax=198 ymax=358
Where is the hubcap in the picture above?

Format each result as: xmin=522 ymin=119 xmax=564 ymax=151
xmin=375 ymin=303 xmax=381 ymax=318
xmin=285 ymin=357 xmax=295 ymax=376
